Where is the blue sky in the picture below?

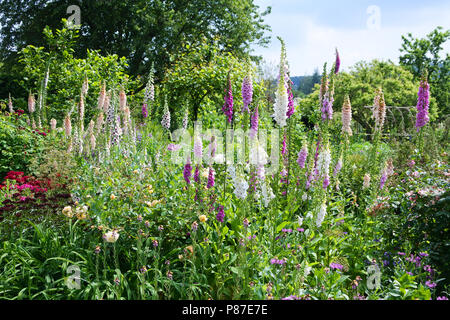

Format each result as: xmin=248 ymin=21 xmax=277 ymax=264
xmin=252 ymin=0 xmax=450 ymax=75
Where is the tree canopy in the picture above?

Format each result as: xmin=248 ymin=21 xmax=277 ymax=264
xmin=399 ymin=27 xmax=449 ymax=119
xmin=298 ymin=60 xmax=436 ymax=136
xmin=0 ymin=0 xmax=271 ymax=98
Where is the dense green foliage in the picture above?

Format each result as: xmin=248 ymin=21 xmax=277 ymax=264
xmin=399 ymin=27 xmax=450 ymax=119
xmin=0 ymin=0 xmax=271 ymax=99
xmin=0 ymin=1 xmax=449 ymax=302
xmin=299 ymin=60 xmax=437 ymax=135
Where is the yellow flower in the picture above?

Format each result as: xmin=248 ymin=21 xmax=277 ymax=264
xmin=77 ymin=212 xmax=88 ymax=220
xmin=75 ymin=205 xmax=88 ymax=220
xmin=201 ymin=169 xmax=209 ymax=179
xmin=147 ymin=185 xmax=154 ymax=194
xmin=110 ymin=194 xmax=116 ymax=200
xmin=199 ymin=215 xmax=207 ymax=223
xmin=133 ymin=170 xmax=139 ymax=174
xmin=62 ymin=206 xmax=73 ymax=218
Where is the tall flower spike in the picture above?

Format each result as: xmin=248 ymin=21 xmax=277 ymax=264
xmin=286 ymin=78 xmax=295 ymax=118
xmin=333 ymin=158 xmax=343 ymax=177
xmin=142 ymin=104 xmax=148 ymax=118
xmin=380 ymin=167 xmax=388 ymax=190
xmin=273 ymin=38 xmax=288 ymax=127
xmin=119 ymin=87 xmax=127 ymax=112
xmin=97 ymin=82 xmax=106 ymax=111
xmin=363 ymin=173 xmax=371 ymax=189
xmin=194 ymin=164 xmax=200 ymax=183
xmin=182 ymin=108 xmax=189 ymax=129
xmin=161 ymin=98 xmax=171 ymax=130
xmin=242 ymin=73 xmax=253 ymax=113
xmin=50 ymin=118 xmax=57 ymax=131
xmin=82 ymin=77 xmax=89 ymax=97
xmin=144 ymin=64 xmax=155 ymax=102
xmin=64 ymin=114 xmax=72 ymax=137
xmin=317 ymin=144 xmax=331 ymax=189
xmin=250 ymin=105 xmax=259 ymax=138
xmin=28 ymin=92 xmax=35 ymax=114
xmin=207 ymin=167 xmax=215 ymax=189
xmin=111 ymin=115 xmax=123 ymax=146
xmin=183 ymin=158 xmax=192 ymax=185
xmin=216 ymin=205 xmax=225 ymax=223
xmin=79 ymin=95 xmax=85 ymax=132
xmin=415 ymin=70 xmax=430 ymax=132
xmin=342 ymin=94 xmax=353 ymax=136
xmin=297 ymin=144 xmax=308 ymax=169
xmin=222 ymin=74 xmax=234 ymax=123
xmin=373 ymin=88 xmax=386 ymax=132
xmin=319 ymin=64 xmax=328 ymax=106
xmin=316 ymin=201 xmax=327 ymax=227
xmin=8 ymin=94 xmax=13 ymax=113
xmin=321 ymin=91 xmax=334 ymax=121
xmin=103 ymin=91 xmax=111 ymax=115
xmin=335 ymin=48 xmax=340 ymax=74
xmin=96 ymin=112 xmax=104 ymax=135
xmin=193 ymin=135 xmax=203 ymax=163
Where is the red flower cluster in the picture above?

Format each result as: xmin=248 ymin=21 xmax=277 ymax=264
xmin=32 ymin=129 xmax=47 ymax=136
xmin=14 ymin=109 xmax=25 ymax=116
xmin=0 ymin=171 xmax=49 ymax=192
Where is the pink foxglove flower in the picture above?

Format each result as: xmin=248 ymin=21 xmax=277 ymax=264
xmin=297 ymin=145 xmax=308 ymax=169
xmin=241 ymin=73 xmax=253 ymax=112
xmin=50 ymin=118 xmax=57 ymax=131
xmin=249 ymin=105 xmax=259 ymax=138
xmin=415 ymin=71 xmax=430 ymax=132
xmin=373 ymin=88 xmax=386 ymax=132
xmin=64 ymin=114 xmax=72 ymax=137
xmin=98 ymin=82 xmax=106 ymax=111
xmin=207 ymin=167 xmax=215 ymax=189
xmin=119 ymin=87 xmax=127 ymax=112
xmin=28 ymin=93 xmax=35 ymax=114
xmin=342 ymin=95 xmax=352 ymax=136
xmin=193 ymin=135 xmax=203 ymax=162
xmin=335 ymin=48 xmax=340 ymax=74
xmin=222 ymin=76 xmax=234 ymax=123
xmin=183 ymin=158 xmax=192 ymax=185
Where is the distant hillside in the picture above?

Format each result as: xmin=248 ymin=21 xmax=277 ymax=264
xmin=290 ymin=76 xmax=306 ymax=89
xmin=291 ymin=70 xmax=321 ymax=96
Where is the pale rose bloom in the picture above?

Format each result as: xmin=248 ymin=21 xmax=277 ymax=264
xmin=103 ymin=230 xmax=120 ymax=243
xmin=50 ymin=118 xmax=57 ymax=131
xmin=201 ymin=168 xmax=209 ymax=179
xmin=363 ymin=174 xmax=371 ymax=189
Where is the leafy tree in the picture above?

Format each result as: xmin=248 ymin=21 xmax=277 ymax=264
xmin=0 ymin=0 xmax=271 ymax=99
xmin=159 ymin=38 xmax=265 ymax=127
xmin=297 ymin=68 xmax=321 ymax=96
xmin=399 ymin=27 xmax=450 ymax=119
xmin=18 ymin=21 xmax=131 ymax=123
xmin=299 ymin=60 xmax=436 ymax=136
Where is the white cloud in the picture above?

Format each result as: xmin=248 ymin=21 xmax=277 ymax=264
xmin=253 ymin=6 xmax=450 ymax=75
